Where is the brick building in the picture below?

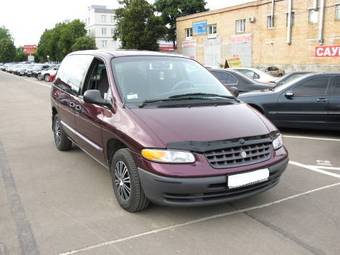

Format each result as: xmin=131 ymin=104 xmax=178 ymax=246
xmin=176 ymin=0 xmax=340 ymax=72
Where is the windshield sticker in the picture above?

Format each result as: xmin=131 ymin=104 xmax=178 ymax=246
xmin=127 ymin=94 xmax=139 ymax=100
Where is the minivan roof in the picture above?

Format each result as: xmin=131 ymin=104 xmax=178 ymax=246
xmin=69 ymin=49 xmax=187 ymax=59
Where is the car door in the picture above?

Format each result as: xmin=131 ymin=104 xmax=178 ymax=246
xmin=53 ymin=54 xmax=93 ymax=142
xmin=73 ymin=58 xmax=110 ymax=164
xmin=273 ymin=76 xmax=330 ymax=128
xmin=326 ymin=76 xmax=340 ymax=130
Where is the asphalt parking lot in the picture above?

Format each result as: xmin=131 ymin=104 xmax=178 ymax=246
xmin=0 ymin=71 xmax=340 ymax=255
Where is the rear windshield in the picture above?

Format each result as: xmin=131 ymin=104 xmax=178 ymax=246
xmin=111 ymin=56 xmax=231 ymax=105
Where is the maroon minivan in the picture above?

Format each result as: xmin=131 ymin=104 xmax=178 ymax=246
xmin=51 ymin=50 xmax=288 ymax=212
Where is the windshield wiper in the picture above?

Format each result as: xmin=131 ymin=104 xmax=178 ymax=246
xmin=139 ymin=93 xmax=239 ymax=108
xmin=139 ymin=98 xmax=179 ymax=108
xmin=169 ymin=93 xmax=238 ymax=101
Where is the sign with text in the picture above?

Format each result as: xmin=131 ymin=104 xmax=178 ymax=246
xmin=192 ymin=21 xmax=207 ymax=35
xmin=315 ymin=45 xmax=340 ymax=57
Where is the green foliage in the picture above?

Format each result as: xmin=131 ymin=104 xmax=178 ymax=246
xmin=0 ymin=26 xmax=12 ymax=41
xmin=37 ymin=19 xmax=90 ymax=62
xmin=0 ymin=26 xmax=16 ymax=62
xmin=0 ymin=38 xmax=16 ymax=62
xmin=15 ymin=47 xmax=26 ymax=62
xmin=71 ymin=36 xmax=97 ymax=51
xmin=114 ymin=0 xmax=165 ymax=51
xmin=154 ymin=0 xmax=207 ymax=47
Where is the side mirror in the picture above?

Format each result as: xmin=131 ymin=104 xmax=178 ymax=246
xmin=229 ymin=86 xmax=239 ymax=97
xmin=84 ymin=90 xmax=111 ymax=107
xmin=285 ymin=91 xmax=294 ymax=99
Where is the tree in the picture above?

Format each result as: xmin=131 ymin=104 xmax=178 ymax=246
xmin=36 ymin=19 xmax=90 ymax=62
xmin=0 ymin=26 xmax=12 ymax=41
xmin=0 ymin=38 xmax=16 ymax=62
xmin=154 ymin=0 xmax=208 ymax=48
xmin=15 ymin=47 xmax=26 ymax=62
xmin=71 ymin=36 xmax=96 ymax=51
xmin=114 ymin=0 xmax=165 ymax=51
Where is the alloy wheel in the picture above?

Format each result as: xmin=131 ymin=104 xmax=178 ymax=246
xmin=114 ymin=161 xmax=131 ymax=202
xmin=54 ymin=119 xmax=62 ymax=145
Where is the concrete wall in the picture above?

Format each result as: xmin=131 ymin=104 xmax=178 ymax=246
xmin=176 ymin=0 xmax=340 ymax=72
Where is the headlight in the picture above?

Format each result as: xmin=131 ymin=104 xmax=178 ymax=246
xmin=272 ymin=134 xmax=283 ymax=150
xmin=141 ymin=149 xmax=195 ymax=163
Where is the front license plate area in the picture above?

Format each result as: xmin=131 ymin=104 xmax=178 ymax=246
xmin=228 ymin=169 xmax=269 ymax=189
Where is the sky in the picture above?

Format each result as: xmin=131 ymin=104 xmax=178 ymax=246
xmin=0 ymin=0 xmax=252 ymax=47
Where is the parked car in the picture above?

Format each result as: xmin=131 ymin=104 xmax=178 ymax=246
xmin=51 ymin=50 xmax=288 ymax=212
xmin=232 ymin=67 xmax=279 ymax=83
xmin=38 ymin=65 xmax=59 ymax=81
xmin=210 ymin=68 xmax=274 ymax=94
xmin=239 ymin=73 xmax=340 ymax=131
xmin=17 ymin=63 xmax=33 ymax=76
xmin=28 ymin=64 xmax=51 ymax=77
xmin=274 ymin=71 xmax=313 ymax=87
xmin=265 ymin=66 xmax=285 ymax=77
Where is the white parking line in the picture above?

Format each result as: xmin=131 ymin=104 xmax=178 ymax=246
xmin=310 ymin=166 xmax=340 ymax=171
xmin=283 ymin=135 xmax=340 ymax=142
xmin=58 ymin=182 xmax=340 ymax=255
xmin=289 ymin=161 xmax=340 ymax=179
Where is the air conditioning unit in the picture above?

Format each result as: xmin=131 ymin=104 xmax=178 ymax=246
xmin=249 ymin=16 xmax=256 ymax=23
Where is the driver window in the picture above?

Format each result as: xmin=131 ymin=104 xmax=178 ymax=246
xmin=292 ymin=78 xmax=328 ymax=97
xmin=83 ymin=59 xmax=110 ymax=99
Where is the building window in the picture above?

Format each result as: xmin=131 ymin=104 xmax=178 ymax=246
xmin=185 ymin=27 xmax=193 ymax=38
xmin=336 ymin=4 xmax=340 ymax=20
xmin=235 ymin=19 xmax=246 ymax=33
xmin=101 ymin=15 xmax=106 ymax=23
xmin=111 ymin=15 xmax=115 ymax=24
xmin=102 ymin=27 xmax=107 ymax=36
xmin=286 ymin=12 xmax=295 ymax=27
xmin=267 ymin=15 xmax=275 ymax=28
xmin=208 ymin=24 xmax=217 ymax=35
xmin=111 ymin=28 xmax=115 ymax=36
xmin=102 ymin=40 xmax=107 ymax=48
xmin=308 ymin=9 xmax=319 ymax=24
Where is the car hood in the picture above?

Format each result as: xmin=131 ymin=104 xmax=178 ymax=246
xmin=129 ymin=103 xmax=273 ymax=146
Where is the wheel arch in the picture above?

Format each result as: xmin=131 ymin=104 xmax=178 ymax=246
xmin=248 ymin=103 xmax=265 ymax=114
xmin=107 ymin=138 xmax=128 ymax=165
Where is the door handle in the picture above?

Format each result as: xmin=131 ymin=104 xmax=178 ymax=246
xmin=69 ymin=102 xmax=76 ymax=108
xmin=316 ymin=97 xmax=328 ymax=103
xmin=75 ymin=105 xmax=82 ymax=112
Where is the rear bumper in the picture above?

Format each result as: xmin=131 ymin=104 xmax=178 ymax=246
xmin=138 ymin=157 xmax=288 ymax=207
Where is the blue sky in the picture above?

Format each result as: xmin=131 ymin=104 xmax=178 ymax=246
xmin=0 ymin=0 xmax=253 ymax=46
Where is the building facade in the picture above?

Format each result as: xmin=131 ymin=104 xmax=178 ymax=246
xmin=176 ymin=0 xmax=340 ymax=72
xmin=86 ymin=5 xmax=120 ymax=50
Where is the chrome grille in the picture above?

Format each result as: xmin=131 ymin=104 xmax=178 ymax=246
xmin=205 ymin=140 xmax=272 ymax=169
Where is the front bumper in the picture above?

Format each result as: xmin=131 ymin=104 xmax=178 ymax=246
xmin=138 ymin=157 xmax=288 ymax=206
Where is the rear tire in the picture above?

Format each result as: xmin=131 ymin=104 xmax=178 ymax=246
xmin=111 ymin=149 xmax=150 ymax=212
xmin=53 ymin=114 xmax=73 ymax=151
xmin=44 ymin=74 xmax=50 ymax=82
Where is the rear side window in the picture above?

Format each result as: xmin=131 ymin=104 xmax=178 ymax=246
xmin=292 ymin=77 xmax=329 ymax=97
xmin=212 ymin=71 xmax=238 ymax=85
xmin=57 ymin=55 xmax=94 ymax=94
xmin=331 ymin=77 xmax=340 ymax=96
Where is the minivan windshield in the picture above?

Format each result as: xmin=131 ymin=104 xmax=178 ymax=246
xmin=111 ymin=56 xmax=232 ymax=106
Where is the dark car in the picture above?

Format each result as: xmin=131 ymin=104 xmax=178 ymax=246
xmin=51 ymin=50 xmax=288 ymax=212
xmin=210 ymin=68 xmax=274 ymax=94
xmin=274 ymin=72 xmax=312 ymax=87
xmin=240 ymin=73 xmax=340 ymax=131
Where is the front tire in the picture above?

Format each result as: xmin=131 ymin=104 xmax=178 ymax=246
xmin=111 ymin=149 xmax=150 ymax=212
xmin=53 ymin=114 xmax=72 ymax=151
